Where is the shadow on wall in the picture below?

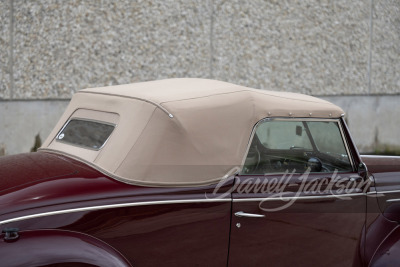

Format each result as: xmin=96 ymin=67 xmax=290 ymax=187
xmin=30 ymin=134 xmax=42 ymax=152
xmin=0 ymin=144 xmax=5 ymax=156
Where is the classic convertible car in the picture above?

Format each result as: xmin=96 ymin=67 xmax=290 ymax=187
xmin=1 ymin=78 xmax=400 ymax=266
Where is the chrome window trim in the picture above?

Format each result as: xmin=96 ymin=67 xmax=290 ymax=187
xmin=240 ymin=117 xmax=355 ymax=174
xmin=55 ymin=117 xmax=116 ymax=151
xmin=0 ymin=198 xmax=231 ymax=225
xmin=337 ymin=119 xmax=356 ymax=172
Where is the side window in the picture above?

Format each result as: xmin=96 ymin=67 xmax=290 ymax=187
xmin=241 ymin=119 xmax=352 ymax=175
xmin=255 ymin=120 xmax=313 ymax=150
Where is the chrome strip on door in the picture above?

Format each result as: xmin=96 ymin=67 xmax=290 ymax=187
xmin=0 ymin=198 xmax=231 ymax=225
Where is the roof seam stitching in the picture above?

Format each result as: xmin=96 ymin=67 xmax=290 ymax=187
xmin=77 ymin=91 xmax=173 ymax=117
xmin=250 ymin=90 xmax=337 ymax=105
xmin=80 ymin=85 xmax=333 ymax=106
xmin=156 ymin=88 xmax=337 ymax=106
xmin=158 ymin=87 xmax=248 ymax=105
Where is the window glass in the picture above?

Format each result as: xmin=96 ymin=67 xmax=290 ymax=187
xmin=307 ymin=121 xmax=348 ymax=155
xmin=255 ymin=121 xmax=312 ymax=150
xmin=242 ymin=119 xmax=352 ymax=175
xmin=56 ymin=119 xmax=115 ymax=150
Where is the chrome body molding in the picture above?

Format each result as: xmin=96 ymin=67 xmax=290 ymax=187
xmin=361 ymin=155 xmax=400 ymax=158
xmin=0 ymin=198 xmax=231 ymax=226
xmin=233 ymin=193 xmax=367 ymax=202
xmin=386 ymin=198 xmax=400 ymax=203
xmin=1 ymin=191 xmax=384 ymax=225
xmin=375 ymin=190 xmax=400 ymax=195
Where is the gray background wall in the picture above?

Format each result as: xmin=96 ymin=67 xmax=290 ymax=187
xmin=0 ymin=0 xmax=399 ymax=155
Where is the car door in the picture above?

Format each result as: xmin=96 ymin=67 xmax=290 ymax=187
xmin=228 ymin=118 xmax=369 ymax=266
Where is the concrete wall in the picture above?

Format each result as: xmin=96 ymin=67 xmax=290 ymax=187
xmin=322 ymin=95 xmax=400 ymax=153
xmin=0 ymin=0 xmax=399 ymax=155
xmin=1 ymin=96 xmax=398 ymax=156
xmin=0 ymin=100 xmax=68 ymax=155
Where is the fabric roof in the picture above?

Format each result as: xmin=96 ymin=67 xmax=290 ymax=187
xmin=40 ymin=78 xmax=344 ymax=186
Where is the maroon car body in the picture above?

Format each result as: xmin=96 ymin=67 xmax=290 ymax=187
xmin=0 ymin=79 xmax=399 ymax=266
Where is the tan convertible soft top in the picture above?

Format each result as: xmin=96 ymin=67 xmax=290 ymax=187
xmin=40 ymin=78 xmax=344 ymax=186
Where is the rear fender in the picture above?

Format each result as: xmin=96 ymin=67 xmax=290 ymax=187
xmin=0 ymin=229 xmax=132 ymax=267
xmin=370 ymin=226 xmax=400 ymax=266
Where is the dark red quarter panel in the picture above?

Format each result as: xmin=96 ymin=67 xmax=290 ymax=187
xmin=369 ymin=226 xmax=400 ymax=266
xmin=0 ymin=152 xmax=233 ymax=267
xmin=0 ymin=152 xmax=78 ymax=192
